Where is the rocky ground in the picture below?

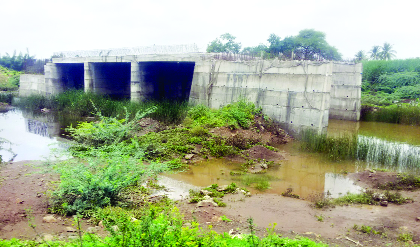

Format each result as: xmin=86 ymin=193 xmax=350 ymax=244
xmin=1 ymin=159 xmax=420 ymax=246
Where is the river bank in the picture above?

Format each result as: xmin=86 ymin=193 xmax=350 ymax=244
xmin=1 ymin=160 xmax=420 ymax=246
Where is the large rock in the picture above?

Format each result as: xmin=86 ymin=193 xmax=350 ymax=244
xmin=42 ymin=215 xmax=57 ymax=223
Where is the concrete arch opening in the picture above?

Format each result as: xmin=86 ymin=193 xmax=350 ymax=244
xmin=90 ymin=62 xmax=131 ymax=99
xmin=133 ymin=61 xmax=195 ymax=102
xmin=56 ymin=63 xmax=84 ymax=90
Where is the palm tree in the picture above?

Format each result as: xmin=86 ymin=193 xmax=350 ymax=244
xmin=369 ymin=46 xmax=381 ymax=60
xmin=381 ymin=42 xmax=396 ymax=60
xmin=354 ymin=50 xmax=366 ymax=62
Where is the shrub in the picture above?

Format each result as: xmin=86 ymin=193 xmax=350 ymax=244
xmin=67 ymin=105 xmax=156 ymax=147
xmin=50 ymin=155 xmax=167 ymax=215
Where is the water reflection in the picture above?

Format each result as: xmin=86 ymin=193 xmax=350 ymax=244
xmin=0 ymin=109 xmax=65 ymax=161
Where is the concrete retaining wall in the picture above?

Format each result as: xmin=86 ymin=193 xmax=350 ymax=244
xmin=330 ymin=63 xmax=362 ymax=121
xmin=190 ymin=60 xmax=333 ymax=135
xmin=19 ymin=74 xmax=46 ymax=96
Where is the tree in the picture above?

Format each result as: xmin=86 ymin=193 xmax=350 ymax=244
xmin=266 ymin=33 xmax=282 ymax=55
xmin=272 ymin=29 xmax=341 ymax=61
xmin=206 ymin=33 xmax=242 ymax=53
xmin=381 ymin=42 xmax=396 ymax=60
xmin=369 ymin=46 xmax=381 ymax=60
xmin=242 ymin=44 xmax=268 ymax=56
xmin=354 ymin=50 xmax=366 ymax=62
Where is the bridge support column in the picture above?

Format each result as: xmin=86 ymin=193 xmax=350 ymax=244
xmin=130 ymin=62 xmax=142 ymax=101
xmin=44 ymin=63 xmax=64 ymax=95
xmin=84 ymin=62 xmax=94 ymax=92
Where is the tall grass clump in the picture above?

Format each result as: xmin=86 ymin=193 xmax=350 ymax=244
xmin=16 ymin=90 xmax=190 ymax=124
xmin=361 ymin=103 xmax=420 ymax=125
xmin=301 ymin=130 xmax=420 ymax=170
xmin=0 ymin=91 xmax=16 ymax=104
xmin=300 ymin=130 xmax=358 ymax=161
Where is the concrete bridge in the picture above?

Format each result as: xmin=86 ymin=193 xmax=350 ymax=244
xmin=20 ymin=53 xmax=362 ymax=135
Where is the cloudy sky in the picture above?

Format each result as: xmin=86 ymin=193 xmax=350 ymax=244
xmin=1 ymin=0 xmax=418 ymax=60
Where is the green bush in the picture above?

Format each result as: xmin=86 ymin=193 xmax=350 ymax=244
xmin=362 ymin=59 xmax=420 ymax=83
xmin=50 ymin=155 xmax=167 ymax=216
xmin=376 ymin=72 xmax=420 ymax=90
xmin=67 ymin=106 xmax=156 ymax=147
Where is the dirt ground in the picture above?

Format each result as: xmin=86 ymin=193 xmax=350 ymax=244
xmin=0 ymin=161 xmax=105 ymax=242
xmin=1 ymin=161 xmax=420 ymax=246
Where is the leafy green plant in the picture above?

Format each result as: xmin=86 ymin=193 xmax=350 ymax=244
xmin=220 ymin=215 xmax=232 ymax=222
xmin=67 ymin=104 xmax=156 ymax=148
xmin=50 ymin=154 xmax=167 ymax=215
xmin=315 ymin=215 xmax=323 ymax=222
xmin=397 ymin=233 xmax=413 ymax=242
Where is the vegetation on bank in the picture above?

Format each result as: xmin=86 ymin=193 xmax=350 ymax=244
xmin=0 ymin=205 xmax=327 ymax=246
xmin=361 ymin=58 xmax=420 ymax=124
xmin=300 ymin=130 xmax=420 ymax=170
xmin=0 ymin=92 xmax=326 ymax=246
xmin=0 ymin=66 xmax=22 ymax=91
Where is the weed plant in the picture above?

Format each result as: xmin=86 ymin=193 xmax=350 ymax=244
xmin=50 ymin=154 xmax=168 ymax=216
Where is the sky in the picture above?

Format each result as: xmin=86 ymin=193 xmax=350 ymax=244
xmin=1 ymin=0 xmax=418 ymax=60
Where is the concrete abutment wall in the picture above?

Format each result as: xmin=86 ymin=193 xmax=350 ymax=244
xmin=19 ymin=54 xmax=361 ymax=136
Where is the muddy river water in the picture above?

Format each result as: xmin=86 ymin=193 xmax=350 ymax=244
xmin=1 ymin=108 xmax=420 ymax=200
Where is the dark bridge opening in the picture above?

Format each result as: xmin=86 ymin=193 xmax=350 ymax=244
xmin=56 ymin=63 xmax=84 ymax=90
xmin=139 ymin=61 xmax=195 ymax=101
xmin=92 ymin=62 xmax=131 ymax=99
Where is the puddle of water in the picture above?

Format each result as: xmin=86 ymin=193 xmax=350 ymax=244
xmin=164 ymin=146 xmax=364 ymax=199
xmin=0 ymin=109 xmax=67 ymax=162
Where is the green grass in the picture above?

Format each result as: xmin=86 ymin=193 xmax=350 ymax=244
xmin=0 ymin=66 xmax=21 ymax=91
xmin=361 ymin=58 xmax=420 ymax=125
xmin=0 ymin=206 xmax=327 ymax=246
xmin=16 ymin=90 xmax=190 ymax=124
xmin=312 ymin=190 xmax=410 ymax=209
xmin=361 ymin=103 xmax=420 ymax=125
xmin=362 ymin=58 xmax=420 ymax=83
xmin=300 ymin=130 xmax=358 ymax=161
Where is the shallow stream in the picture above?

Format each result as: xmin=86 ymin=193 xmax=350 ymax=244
xmin=1 ymin=108 xmax=420 ymax=199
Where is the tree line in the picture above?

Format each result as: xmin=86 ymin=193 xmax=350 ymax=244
xmin=354 ymin=43 xmax=397 ymax=62
xmin=0 ymin=50 xmax=47 ymax=73
xmin=206 ymin=29 xmax=342 ymax=61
